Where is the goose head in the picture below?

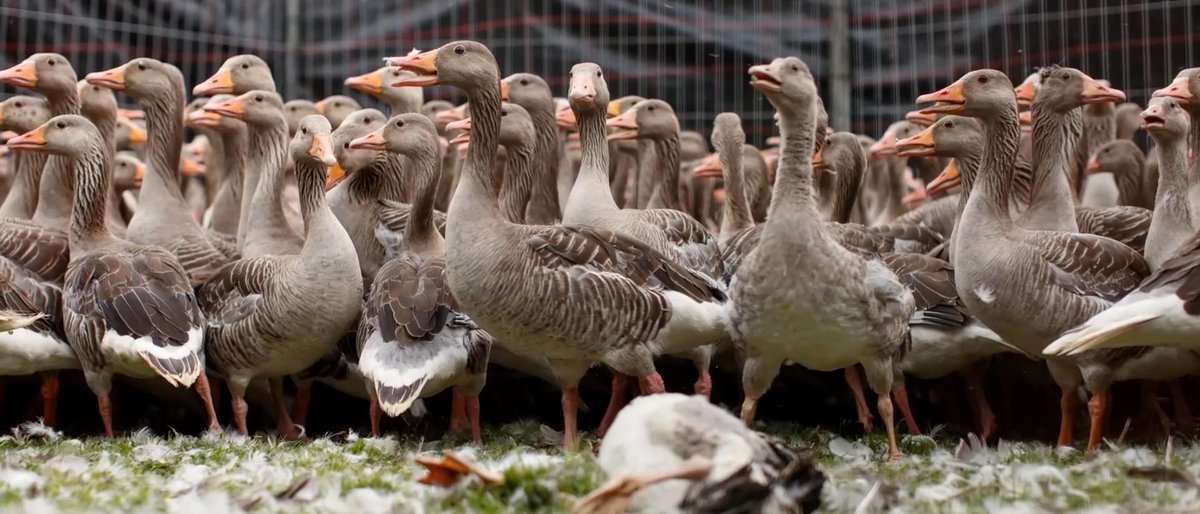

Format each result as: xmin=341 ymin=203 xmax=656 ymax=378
xmin=350 ymin=113 xmax=440 ymax=161
xmin=387 ymin=41 xmax=500 ymax=91
xmin=346 ymin=66 xmax=424 ymax=109
xmin=815 ymin=131 xmax=866 ymax=176
xmin=204 ymin=90 xmax=286 ymax=130
xmin=918 ymin=69 xmax=1016 ymax=119
xmin=895 ymin=115 xmax=983 ymax=159
xmin=7 ymin=114 xmax=100 ymax=158
xmin=315 ymin=95 xmax=362 ymax=129
xmin=1014 ymin=71 xmax=1041 ymax=109
xmin=289 ymin=115 xmax=338 ymax=174
xmin=86 ymin=58 xmax=183 ymax=103
xmin=1032 ymin=66 xmax=1125 ymax=113
xmin=112 ymin=152 xmax=145 ymax=190
xmin=502 ymin=73 xmax=553 ymax=110
xmin=194 ymin=54 xmax=274 ymax=96
xmin=0 ymin=96 xmax=51 ymax=134
xmin=330 ymin=108 xmax=387 ymax=181
xmin=1154 ymin=67 xmax=1200 ymax=113
xmin=1140 ymin=97 xmax=1189 ymax=140
xmin=187 ymin=95 xmax=234 ymax=131
xmin=605 ymin=99 xmax=676 ymax=142
xmin=567 ymin=63 xmax=612 ymax=116
xmin=1086 ymin=140 xmax=1142 ymax=176
xmin=77 ymin=80 xmax=118 ymax=123
xmin=747 ymin=56 xmax=819 ymax=117
xmin=284 ymin=100 xmax=320 ymax=136
xmin=116 ymin=118 xmax=147 ymax=148
xmin=869 ymin=120 xmax=921 ymax=158
xmin=0 ymin=54 xmax=77 ymax=96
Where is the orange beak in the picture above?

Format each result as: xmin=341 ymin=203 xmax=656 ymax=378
xmin=204 ymin=96 xmax=246 ymax=119
xmin=811 ymin=146 xmax=829 ymax=171
xmin=606 ymin=102 xmax=624 ymax=118
xmin=385 ymin=49 xmax=439 ymax=87
xmin=1141 ymin=105 xmax=1167 ymax=130
xmin=126 ymin=121 xmax=148 ymax=144
xmin=916 ymin=79 xmax=966 ymax=115
xmin=0 ymin=61 xmax=38 ymax=88
xmin=447 ymin=118 xmax=472 ymax=145
xmin=926 ymin=160 xmax=961 ymax=196
xmin=556 ymin=107 xmax=577 ymax=130
xmin=499 ymin=80 xmax=511 ymax=101
xmin=344 ymin=69 xmax=385 ymax=95
xmin=436 ymin=105 xmax=467 ymax=125
xmin=692 ymin=153 xmax=723 ymax=179
xmin=186 ymin=108 xmax=222 ymax=128
xmin=1086 ymin=155 xmax=1103 ymax=174
xmin=1019 ymin=111 xmax=1032 ymax=132
xmin=869 ymin=135 xmax=896 ymax=157
xmin=117 ymin=108 xmax=144 ymax=120
xmin=1080 ymin=76 xmax=1126 ymax=104
xmin=349 ymin=127 xmax=388 ymax=151
xmin=766 ymin=136 xmax=781 ymax=146
xmin=606 ymin=109 xmax=639 ymax=141
xmin=85 ymin=64 xmax=129 ymax=90
xmin=711 ymin=186 xmax=727 ymax=203
xmin=1154 ymin=76 xmax=1194 ymax=104
xmin=905 ymin=110 xmax=937 ymax=127
xmin=895 ymin=126 xmax=937 ymax=157
xmin=313 ymin=98 xmax=331 ymax=114
xmin=181 ymin=157 xmax=205 ymax=177
xmin=903 ymin=184 xmax=927 ymax=208
xmin=6 ymin=125 xmax=47 ymax=152
xmin=132 ymin=161 xmax=145 ymax=187
xmin=193 ymin=68 xmax=234 ymax=96
xmin=747 ymin=64 xmax=783 ymax=93
xmin=1014 ymin=79 xmax=1038 ymax=108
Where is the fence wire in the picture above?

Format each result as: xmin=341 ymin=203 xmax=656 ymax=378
xmin=1 ymin=0 xmax=1197 ymax=144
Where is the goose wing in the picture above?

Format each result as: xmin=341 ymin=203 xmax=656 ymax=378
xmin=1076 ymin=205 xmax=1152 ymax=254
xmin=0 ymin=219 xmax=70 ymax=282
xmin=1026 ymin=230 xmax=1148 ymax=302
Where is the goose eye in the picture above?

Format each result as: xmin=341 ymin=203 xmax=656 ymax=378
xmin=596 ymin=70 xmax=602 ymax=77
xmin=520 ymin=79 xmax=529 ymax=86
xmin=977 ymin=75 xmax=989 ymax=84
xmin=13 ymin=102 xmax=21 ymax=108
xmin=55 ymin=121 xmax=65 ymax=129
xmin=363 ymin=117 xmax=371 ymax=124
xmin=301 ymin=127 xmax=308 ymax=135
xmin=501 ymin=110 xmax=508 ymax=116
xmin=241 ymin=63 xmax=250 ymax=69
xmin=395 ymin=120 xmax=404 ymax=128
xmin=1061 ymin=73 xmax=1070 ymax=80
xmin=454 ymin=45 xmax=466 ymax=55
xmin=790 ymin=65 xmax=799 ymax=72
xmin=92 ymin=86 xmax=99 ymax=92
xmin=137 ymin=62 xmax=147 ymax=71
xmin=647 ymin=105 xmax=655 ymax=111
xmin=392 ymin=70 xmax=400 ymax=77
xmin=343 ymin=142 xmax=350 ymax=149
xmin=945 ymin=121 xmax=954 ymax=128
xmin=254 ymin=96 xmax=263 ymax=103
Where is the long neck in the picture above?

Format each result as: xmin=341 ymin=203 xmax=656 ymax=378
xmin=31 ymin=91 xmax=80 ymax=228
xmin=719 ymin=146 xmax=753 ymax=235
xmin=85 ymin=109 xmax=129 ymax=232
xmin=1113 ymin=160 xmax=1145 ymax=208
xmin=404 ymin=149 xmax=445 ymax=254
xmin=1026 ymin=102 xmax=1081 ymax=230
xmin=69 ymin=143 xmax=115 ymax=248
xmin=1153 ymin=135 xmax=1191 ymax=220
xmin=499 ymin=142 xmax=537 ymax=223
xmin=220 ymin=126 xmax=247 ymax=205
xmin=238 ymin=122 xmax=288 ymax=247
xmin=765 ymin=105 xmax=819 ymax=223
xmin=1190 ymin=111 xmax=1200 ymax=185
xmin=295 ymin=159 xmax=341 ymax=255
xmin=139 ymin=87 xmax=188 ymax=210
xmin=387 ymin=97 xmax=422 ymax=116
xmin=634 ymin=140 xmax=657 ymax=208
xmin=970 ymin=106 xmax=1023 ymax=226
xmin=448 ymin=81 xmax=504 ymax=222
xmin=563 ymin=105 xmax=620 ymax=219
xmin=831 ymin=158 xmax=865 ymax=224
xmin=1075 ymin=108 xmax=1115 ymax=189
xmin=202 ymin=131 xmax=226 ymax=199
xmin=528 ymin=106 xmax=562 ymax=221
xmin=0 ymin=151 xmax=46 ymax=219
xmin=651 ymin=134 xmax=682 ymax=210
xmin=349 ymin=154 xmax=407 ymax=204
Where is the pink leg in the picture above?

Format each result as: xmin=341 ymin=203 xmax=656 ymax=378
xmin=97 ymin=392 xmax=115 ymax=438
xmin=598 ymin=374 xmax=630 ymax=437
xmin=40 ymin=372 xmax=59 ymax=428
xmin=450 ymin=387 xmax=467 ymax=433
xmin=270 ymin=378 xmax=302 ymax=440
xmin=962 ymin=368 xmax=996 ymax=441
xmin=193 ymin=372 xmax=221 ymax=432
xmin=694 ymin=371 xmax=712 ymax=400
xmin=1058 ymin=388 xmax=1076 ymax=446
xmin=466 ymin=394 xmax=482 ymax=443
xmin=1169 ymin=379 xmax=1193 ymax=433
xmin=369 ymin=397 xmax=381 ymax=437
xmin=891 ymin=387 xmax=921 ymax=435
xmin=562 ymin=387 xmax=580 ymax=450
xmin=291 ymin=384 xmax=312 ymax=427
xmin=1086 ymin=390 xmax=1109 ymax=453
xmin=638 ymin=372 xmax=666 ymax=395
xmin=844 ymin=366 xmax=874 ymax=431
xmin=232 ymin=393 xmax=249 ymax=435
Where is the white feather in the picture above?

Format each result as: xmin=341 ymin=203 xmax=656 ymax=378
xmin=0 ymin=329 xmax=78 ymax=375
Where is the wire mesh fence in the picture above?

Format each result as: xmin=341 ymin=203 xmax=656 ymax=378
xmin=2 ymin=0 xmax=1197 ymax=145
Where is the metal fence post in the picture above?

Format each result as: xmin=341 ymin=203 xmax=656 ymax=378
xmin=829 ymin=0 xmax=850 ymax=132
xmin=284 ymin=0 xmax=302 ymax=100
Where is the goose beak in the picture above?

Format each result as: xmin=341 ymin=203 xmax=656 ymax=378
xmin=555 ymin=107 xmax=577 ymax=130
xmin=118 ymin=108 xmax=145 ymax=120
xmin=1080 ymin=77 xmax=1125 ymax=104
xmin=869 ymin=135 xmax=896 ymax=157
xmin=186 ymin=108 xmax=222 ymax=128
xmin=193 ymin=68 xmax=234 ymax=96
xmin=811 ymin=147 xmax=828 ymax=171
xmin=344 ymin=69 xmax=385 ymax=95
xmin=1086 ymin=155 xmax=1102 ymax=174
xmin=606 ymin=102 xmax=624 ymax=118
xmin=926 ymin=160 xmax=961 ymax=196
xmin=133 ymin=161 xmax=145 ymax=187
xmin=126 ymin=121 xmax=148 ymax=143
xmin=903 ymin=184 xmax=927 ymax=208
xmin=181 ymin=157 xmax=205 ymax=177
xmin=447 ymin=118 xmax=472 ymax=145
xmin=437 ymin=105 xmax=466 ymax=125
xmin=711 ymin=186 xmax=726 ymax=203
xmin=1014 ymin=79 xmax=1038 ymax=108
xmin=6 ymin=125 xmax=47 ymax=152
xmin=204 ymin=97 xmax=246 ymax=119
xmin=766 ymin=136 xmax=781 ymax=146
xmin=0 ymin=61 xmax=37 ymax=88
xmin=606 ymin=109 xmax=639 ymax=141
xmin=1154 ymin=76 xmax=1194 ymax=103
xmin=313 ymin=98 xmax=331 ymax=114
xmin=349 ymin=127 xmax=387 ymax=151
xmin=1019 ymin=111 xmax=1033 ymax=132
xmin=567 ymin=74 xmax=597 ymax=108
xmin=85 ymin=64 xmax=128 ymax=90
xmin=905 ymin=110 xmax=937 ymax=127
xmin=386 ymin=49 xmax=439 ymax=87
xmin=895 ymin=126 xmax=937 ymax=157
xmin=1141 ymin=106 xmax=1167 ymax=130
xmin=748 ymin=64 xmax=782 ymax=93
xmin=499 ymin=80 xmax=511 ymax=101
xmin=916 ymin=79 xmax=966 ymax=115
xmin=692 ymin=153 xmax=723 ymax=179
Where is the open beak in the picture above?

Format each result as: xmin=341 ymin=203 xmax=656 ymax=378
xmin=905 ymin=110 xmax=937 ymax=127
xmin=926 ymin=160 xmax=961 ymax=196
xmin=6 ymin=125 xmax=48 ymax=152
xmin=556 ymin=107 xmax=577 ymax=130
xmin=85 ymin=64 xmax=128 ymax=90
xmin=186 ymin=108 xmax=222 ymax=128
xmin=1080 ymin=76 xmax=1126 ymax=104
xmin=1154 ymin=76 xmax=1194 ymax=104
xmin=193 ymin=68 xmax=234 ymax=96
xmin=1086 ymin=155 xmax=1102 ymax=174
xmin=869 ymin=135 xmax=897 ymax=157
xmin=204 ymin=97 xmax=246 ymax=119
xmin=349 ymin=127 xmax=388 ymax=151
xmin=126 ymin=121 xmax=148 ymax=144
xmin=345 ymin=69 xmax=385 ymax=95
xmin=1141 ymin=106 xmax=1167 ymax=130
xmin=447 ymin=118 xmax=472 ymax=145
xmin=386 ymin=49 xmax=439 ymax=87
xmin=0 ymin=61 xmax=37 ymax=88
xmin=1014 ymin=79 xmax=1038 ymax=109
xmin=747 ymin=64 xmax=783 ymax=93
xmin=133 ymin=161 xmax=145 ymax=187
xmin=692 ymin=153 xmax=723 ymax=179
xmin=181 ymin=157 xmax=205 ymax=177
xmin=916 ymin=79 xmax=966 ymax=115
xmin=895 ymin=126 xmax=937 ymax=157
xmin=499 ymin=80 xmax=511 ymax=101
xmin=606 ymin=109 xmax=639 ymax=141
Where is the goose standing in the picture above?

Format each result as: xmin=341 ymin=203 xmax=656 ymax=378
xmin=9 ymin=115 xmax=217 ymax=436
xmin=502 ymin=73 xmax=564 ymax=224
xmin=350 ymin=113 xmax=493 ymax=440
xmin=0 ymin=96 xmax=50 ymax=219
xmin=692 ymin=116 xmax=772 ymax=225
xmin=388 ymin=43 xmax=726 ymax=447
xmin=187 ymin=95 xmax=247 ymax=237
xmin=198 ymin=115 xmax=362 ymax=436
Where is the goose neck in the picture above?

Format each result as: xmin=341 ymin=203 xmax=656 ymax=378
xmin=500 ymin=142 xmax=538 ymax=224
xmin=718 ymin=145 xmax=753 ymax=234
xmin=69 ymin=143 xmax=115 ymax=248
xmin=404 ymin=149 xmax=445 ymax=254
xmin=139 ymin=92 xmax=187 ymax=207
xmin=969 ymin=107 xmax=1022 ymax=227
xmin=1026 ymin=102 xmax=1080 ymax=229
xmin=0 ymin=151 xmax=46 ymax=219
xmin=237 ymin=122 xmax=288 ymax=247
xmin=652 ymin=134 xmax=682 ymax=210
xmin=448 ymin=82 xmax=504 ymax=222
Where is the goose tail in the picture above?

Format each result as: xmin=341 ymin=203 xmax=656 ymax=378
xmin=373 ymin=372 xmax=430 ymax=418
xmin=1044 ymin=314 xmax=1160 ymax=356
xmin=138 ymin=350 xmax=203 ymax=388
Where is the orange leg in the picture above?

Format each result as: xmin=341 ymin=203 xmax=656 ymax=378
xmin=193 ymin=372 xmax=220 ymax=432
xmin=694 ymin=371 xmax=712 ymax=400
xmin=291 ymin=384 xmax=312 ymax=427
xmin=450 ymin=387 xmax=467 ymax=433
xmin=963 ymin=368 xmax=996 ymax=441
xmin=97 ymin=392 xmax=115 ymax=438
xmin=844 ymin=366 xmax=874 ymax=431
xmin=740 ymin=395 xmax=758 ymax=426
xmin=1169 ymin=379 xmax=1193 ymax=432
xmin=598 ymin=374 xmax=630 ymax=437
xmin=232 ymin=393 xmax=249 ymax=435
xmin=879 ymin=395 xmax=902 ymax=460
xmin=638 ymin=372 xmax=666 ymax=395
xmin=891 ymin=387 xmax=921 ymax=435
xmin=1057 ymin=388 xmax=1077 ymax=446
xmin=465 ymin=394 xmax=482 ymax=443
xmin=1086 ymin=390 xmax=1109 ymax=453
xmin=270 ymin=378 xmax=302 ymax=440
xmin=40 ymin=372 xmax=59 ymax=428
xmin=368 ymin=396 xmax=382 ymax=437
xmin=562 ymin=387 xmax=580 ymax=450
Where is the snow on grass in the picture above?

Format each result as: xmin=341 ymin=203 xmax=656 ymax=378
xmin=0 ymin=420 xmax=1198 ymax=513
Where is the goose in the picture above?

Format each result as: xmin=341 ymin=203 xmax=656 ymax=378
xmin=85 ymin=58 xmax=233 ymax=286
xmin=864 ymin=120 xmax=921 ymax=224
xmin=692 ymin=119 xmax=772 ymax=225
xmin=450 ymin=102 xmax=542 ymax=224
xmin=502 ymin=72 xmax=563 ymax=224
xmin=187 ymin=95 xmax=247 ymax=237
xmin=350 ymin=113 xmax=494 ymax=440
xmin=345 ymin=66 xmax=424 ymax=115
xmin=193 ymin=54 xmax=276 ymax=97
xmin=1086 ymin=140 xmax=1150 ymax=209
xmin=575 ymin=394 xmax=824 ymax=514
xmin=284 ymin=100 xmax=320 ymax=136
xmin=0 ymin=96 xmax=50 ymax=220
xmin=115 ymin=117 xmax=148 ymax=153
xmin=730 ymin=56 xmax=913 ymax=460
xmin=388 ymin=43 xmax=726 ymax=447
xmin=315 ymin=95 xmax=362 ymax=129
xmin=916 ymin=69 xmax=1162 ymax=452
xmin=183 ymin=98 xmax=225 ymax=206
xmin=1075 ymin=81 xmax=1118 ymax=198
xmin=1152 ymin=69 xmax=1200 ymax=226
xmin=198 ymin=115 xmax=362 ymax=437
xmin=75 ymin=81 xmax=129 ymax=236
xmin=9 ymin=115 xmax=217 ymax=436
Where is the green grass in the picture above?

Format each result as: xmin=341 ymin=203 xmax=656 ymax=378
xmin=1 ymin=421 xmax=1199 ymax=513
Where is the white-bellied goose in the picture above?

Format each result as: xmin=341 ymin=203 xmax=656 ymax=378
xmin=188 ymin=95 xmax=247 ymax=237
xmin=575 ymin=394 xmax=825 ymax=514
xmin=502 ymin=73 xmax=563 ymax=224
xmin=198 ymin=115 xmax=362 ymax=436
xmin=731 ymin=57 xmax=913 ymax=460
xmin=388 ymin=42 xmax=726 ymax=448
xmin=345 ymin=66 xmax=424 ymax=115
xmin=350 ymin=113 xmax=493 ymax=440
xmin=86 ymin=58 xmax=233 ymax=286
xmin=10 ymin=115 xmax=217 ymax=436
xmin=0 ymin=96 xmax=50 ymax=219
xmin=316 ymin=95 xmax=362 ymax=129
